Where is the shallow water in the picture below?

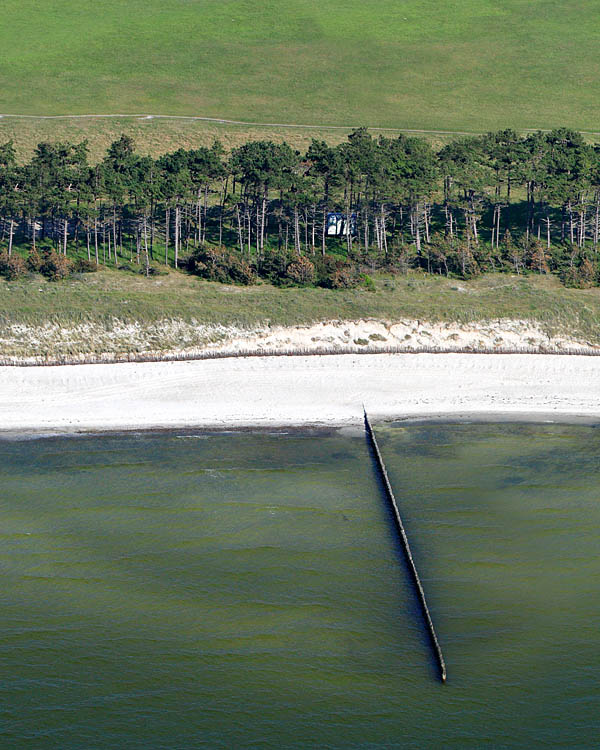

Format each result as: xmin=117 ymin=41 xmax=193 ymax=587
xmin=0 ymin=424 xmax=598 ymax=749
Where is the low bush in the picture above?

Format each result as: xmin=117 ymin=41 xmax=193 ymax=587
xmin=0 ymin=252 xmax=27 ymax=280
xmin=561 ymin=258 xmax=598 ymax=288
xmin=188 ymin=245 xmax=256 ymax=285
xmin=257 ymin=250 xmax=288 ymax=284
xmin=73 ymin=258 xmax=98 ymax=273
xmin=40 ymin=250 xmax=73 ymax=281
xmin=26 ymin=249 xmax=44 ymax=272
xmin=359 ymin=273 xmax=376 ymax=291
xmin=283 ymin=255 xmax=315 ymax=286
xmin=141 ymin=264 xmax=168 ymax=276
xmin=315 ymin=254 xmax=361 ymax=289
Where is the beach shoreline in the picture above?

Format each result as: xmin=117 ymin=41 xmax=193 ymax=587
xmin=1 ymin=351 xmax=599 ymax=434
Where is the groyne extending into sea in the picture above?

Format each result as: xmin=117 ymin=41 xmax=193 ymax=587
xmin=364 ymin=409 xmax=447 ymax=683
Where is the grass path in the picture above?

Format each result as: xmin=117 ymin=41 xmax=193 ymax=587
xmin=4 ymin=113 xmax=600 ymax=139
xmin=0 ymin=113 xmax=482 ymax=136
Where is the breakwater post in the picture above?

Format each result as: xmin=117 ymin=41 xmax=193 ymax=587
xmin=363 ymin=408 xmax=447 ymax=683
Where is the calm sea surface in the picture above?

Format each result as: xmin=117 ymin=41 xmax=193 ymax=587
xmin=1 ymin=424 xmax=598 ymax=749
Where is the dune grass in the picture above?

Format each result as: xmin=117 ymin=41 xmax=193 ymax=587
xmin=2 ymin=0 xmax=600 ymax=137
xmin=2 ymin=269 xmax=600 ymax=357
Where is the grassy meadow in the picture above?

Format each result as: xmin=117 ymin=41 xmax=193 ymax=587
xmin=3 ymin=0 xmax=600 ymax=136
xmin=0 ymin=117 xmax=453 ymax=164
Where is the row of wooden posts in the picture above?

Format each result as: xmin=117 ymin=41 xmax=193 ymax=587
xmin=363 ymin=408 xmax=447 ymax=683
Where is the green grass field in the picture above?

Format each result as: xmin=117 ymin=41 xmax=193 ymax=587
xmin=3 ymin=0 xmax=600 ymax=134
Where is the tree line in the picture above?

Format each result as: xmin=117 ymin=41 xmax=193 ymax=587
xmin=1 ymin=127 xmax=600 ymax=287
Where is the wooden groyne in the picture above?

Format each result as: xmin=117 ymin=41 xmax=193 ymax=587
xmin=363 ymin=408 xmax=447 ymax=683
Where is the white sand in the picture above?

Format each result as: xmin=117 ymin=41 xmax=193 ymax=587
xmin=2 ymin=317 xmax=597 ymax=363
xmin=1 ymin=352 xmax=599 ymax=433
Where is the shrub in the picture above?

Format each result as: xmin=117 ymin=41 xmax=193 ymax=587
xmin=0 ymin=252 xmax=26 ymax=280
xmin=140 ymin=264 xmax=168 ymax=277
xmin=527 ymin=240 xmax=550 ymax=274
xmin=359 ymin=273 xmax=376 ymax=291
xmin=257 ymin=250 xmax=288 ymax=283
xmin=73 ymin=258 xmax=98 ymax=273
xmin=284 ymin=255 xmax=315 ymax=286
xmin=447 ymin=241 xmax=480 ymax=278
xmin=315 ymin=254 xmax=361 ymax=289
xmin=188 ymin=245 xmax=256 ymax=285
xmin=26 ymin=248 xmax=43 ymax=272
xmin=40 ymin=250 xmax=73 ymax=280
xmin=561 ymin=258 xmax=598 ymax=288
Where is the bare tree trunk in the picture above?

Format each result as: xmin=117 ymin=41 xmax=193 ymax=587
xmin=62 ymin=217 xmax=68 ymax=255
xmin=8 ymin=219 xmax=14 ymax=257
xmin=568 ymin=202 xmax=575 ymax=245
xmin=219 ymin=178 xmax=226 ymax=246
xmin=260 ymin=192 xmax=267 ymax=254
xmin=94 ymin=216 xmax=99 ymax=264
xmin=203 ymin=185 xmax=208 ymax=244
xmin=113 ymin=205 xmax=118 ymax=264
xmin=414 ymin=203 xmax=422 ymax=255
xmin=143 ymin=215 xmax=150 ymax=277
xmin=174 ymin=205 xmax=180 ymax=268
xmin=196 ymin=191 xmax=202 ymax=245
xmin=497 ymin=205 xmax=502 ymax=249
xmin=294 ymin=205 xmax=301 ymax=254
xmin=578 ymin=205 xmax=586 ymax=248
xmin=236 ymin=204 xmax=243 ymax=253
xmin=246 ymin=205 xmax=251 ymax=257
xmin=381 ymin=205 xmax=388 ymax=256
xmin=304 ymin=207 xmax=309 ymax=253
xmin=345 ymin=192 xmax=351 ymax=254
xmin=165 ymin=207 xmax=169 ymax=266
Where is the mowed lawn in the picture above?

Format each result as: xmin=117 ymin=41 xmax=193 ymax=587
xmin=2 ymin=0 xmax=600 ymax=133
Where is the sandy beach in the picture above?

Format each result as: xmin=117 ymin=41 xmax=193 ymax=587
xmin=0 ymin=352 xmax=599 ymax=433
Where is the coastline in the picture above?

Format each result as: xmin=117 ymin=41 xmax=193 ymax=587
xmin=1 ymin=351 xmax=600 ymax=434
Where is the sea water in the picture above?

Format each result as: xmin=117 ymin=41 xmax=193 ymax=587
xmin=0 ymin=424 xmax=598 ymax=749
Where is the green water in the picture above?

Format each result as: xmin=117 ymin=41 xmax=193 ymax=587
xmin=1 ymin=424 xmax=598 ymax=749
